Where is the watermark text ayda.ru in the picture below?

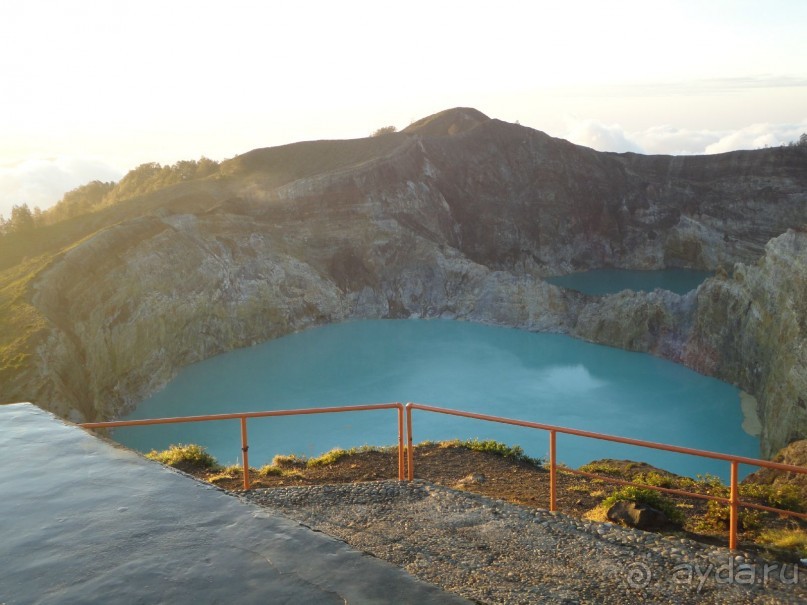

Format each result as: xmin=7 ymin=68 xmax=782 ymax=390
xmin=624 ymin=559 xmax=799 ymax=591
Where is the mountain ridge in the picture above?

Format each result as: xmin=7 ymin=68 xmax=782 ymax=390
xmin=1 ymin=108 xmax=805 ymax=458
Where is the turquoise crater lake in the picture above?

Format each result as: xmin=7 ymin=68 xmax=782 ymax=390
xmin=114 ymin=320 xmax=758 ymax=480
xmin=545 ymin=268 xmax=713 ymax=296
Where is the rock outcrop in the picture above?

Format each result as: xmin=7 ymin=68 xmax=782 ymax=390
xmin=743 ymin=439 xmax=807 ymax=502
xmin=572 ymin=230 xmax=807 ymax=457
xmin=1 ymin=108 xmax=805 ymax=457
xmin=685 ymin=231 xmax=807 ymax=457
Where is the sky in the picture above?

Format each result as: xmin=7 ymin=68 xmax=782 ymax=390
xmin=2 ymin=0 xmax=806 ymax=219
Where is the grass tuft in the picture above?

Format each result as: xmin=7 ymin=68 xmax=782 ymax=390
xmin=271 ymin=454 xmax=307 ymax=467
xmin=578 ymin=461 xmax=624 ymax=476
xmin=145 ymin=444 xmax=220 ymax=472
xmin=307 ymin=448 xmax=351 ymax=468
xmin=634 ymin=471 xmax=675 ymax=489
xmin=258 ymin=465 xmax=284 ymax=477
xmin=207 ymin=464 xmax=243 ymax=483
xmin=445 ymin=438 xmax=542 ymax=465
xmin=756 ymin=527 xmax=807 ymax=557
xmin=306 ymin=445 xmax=389 ymax=468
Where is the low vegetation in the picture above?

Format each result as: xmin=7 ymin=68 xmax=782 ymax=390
xmin=142 ymin=441 xmax=807 ymax=561
xmin=436 ymin=438 xmax=543 ymax=465
xmin=306 ymin=445 xmax=395 ymax=467
xmin=206 ymin=464 xmax=244 ymax=483
xmin=601 ymin=485 xmax=685 ymax=524
xmin=371 ymin=125 xmax=397 ymax=137
xmin=145 ymin=443 xmax=220 ymax=473
xmin=0 ymin=158 xmax=221 ymax=235
xmin=578 ymin=461 xmax=629 ymax=476
xmin=757 ymin=527 xmax=807 ymax=557
xmin=0 ymin=256 xmax=52 ymax=388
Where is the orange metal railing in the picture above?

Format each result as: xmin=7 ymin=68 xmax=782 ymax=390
xmin=81 ymin=400 xmax=807 ymax=551
xmin=404 ymin=402 xmax=807 ymax=551
xmin=81 ymin=402 xmax=406 ymax=489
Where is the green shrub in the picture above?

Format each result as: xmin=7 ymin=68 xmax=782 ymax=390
xmin=635 ymin=471 xmax=675 ymax=489
xmin=740 ymin=483 xmax=803 ymax=512
xmin=455 ymin=438 xmax=541 ymax=465
xmin=207 ymin=464 xmax=243 ymax=483
xmin=257 ymin=465 xmax=284 ymax=477
xmin=145 ymin=444 xmax=220 ymax=471
xmin=695 ymin=474 xmax=726 ymax=493
xmin=692 ymin=499 xmax=762 ymax=533
xmin=302 ymin=445 xmax=390 ymax=468
xmin=307 ymin=448 xmax=350 ymax=467
xmin=602 ymin=486 xmax=684 ymax=524
xmin=579 ymin=461 xmax=625 ymax=477
xmin=371 ymin=125 xmax=397 ymax=137
xmin=271 ymin=454 xmax=307 ymax=467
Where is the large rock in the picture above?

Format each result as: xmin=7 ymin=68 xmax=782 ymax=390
xmin=606 ymin=500 xmax=672 ymax=531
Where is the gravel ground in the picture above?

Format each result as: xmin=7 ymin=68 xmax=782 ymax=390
xmin=240 ymin=480 xmax=807 ymax=605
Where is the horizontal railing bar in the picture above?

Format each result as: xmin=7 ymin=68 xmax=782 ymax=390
xmin=566 ymin=468 xmax=727 ymax=503
xmin=406 ymin=403 xmax=807 ymax=475
xmin=80 ymin=402 xmax=404 ymax=429
xmin=739 ymin=500 xmax=807 ymax=519
xmin=71 ymin=391 xmax=807 ymax=554
xmin=565 ymin=468 xmax=807 ymax=521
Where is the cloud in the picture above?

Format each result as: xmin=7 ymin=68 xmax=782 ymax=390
xmin=631 ymin=125 xmax=721 ymax=155
xmin=563 ymin=120 xmax=644 ymax=153
xmin=0 ymin=157 xmax=123 ymax=219
xmin=563 ymin=119 xmax=807 ymax=156
xmin=703 ymin=122 xmax=807 ymax=154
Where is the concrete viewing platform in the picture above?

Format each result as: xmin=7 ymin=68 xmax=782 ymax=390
xmin=0 ymin=403 xmax=469 ymax=604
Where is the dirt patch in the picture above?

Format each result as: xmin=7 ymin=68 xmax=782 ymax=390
xmin=188 ymin=443 xmax=806 ymax=560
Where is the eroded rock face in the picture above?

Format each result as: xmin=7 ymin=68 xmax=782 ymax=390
xmin=4 ymin=108 xmax=806 ymax=457
xmin=570 ymin=230 xmax=807 ymax=457
xmin=685 ymin=232 xmax=807 ymax=457
xmin=743 ymin=439 xmax=807 ymax=502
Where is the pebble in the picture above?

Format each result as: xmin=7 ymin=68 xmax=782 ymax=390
xmin=240 ymin=480 xmax=806 ymax=605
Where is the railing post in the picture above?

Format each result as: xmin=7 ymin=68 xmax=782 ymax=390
xmin=240 ymin=417 xmax=250 ymax=490
xmin=549 ymin=430 xmax=557 ymax=512
xmin=406 ymin=404 xmax=414 ymax=481
xmin=729 ymin=460 xmax=739 ymax=550
xmin=397 ymin=404 xmax=405 ymax=480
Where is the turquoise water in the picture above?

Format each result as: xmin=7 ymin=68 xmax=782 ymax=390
xmin=545 ymin=268 xmax=713 ymax=295
xmin=114 ymin=320 xmax=758 ymax=480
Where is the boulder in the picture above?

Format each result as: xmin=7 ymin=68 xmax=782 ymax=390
xmin=606 ymin=500 xmax=670 ymax=531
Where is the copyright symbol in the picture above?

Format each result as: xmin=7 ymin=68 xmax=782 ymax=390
xmin=625 ymin=562 xmax=652 ymax=588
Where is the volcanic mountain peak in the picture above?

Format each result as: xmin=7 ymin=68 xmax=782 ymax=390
xmin=402 ymin=107 xmax=490 ymax=137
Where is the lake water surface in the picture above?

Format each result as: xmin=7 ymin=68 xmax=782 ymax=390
xmin=115 ymin=320 xmax=758 ymax=480
xmin=545 ymin=268 xmax=713 ymax=295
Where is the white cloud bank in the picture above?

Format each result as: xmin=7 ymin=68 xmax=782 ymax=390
xmin=563 ymin=120 xmax=645 ymax=154
xmin=563 ymin=119 xmax=807 ymax=155
xmin=0 ymin=157 xmax=123 ymax=219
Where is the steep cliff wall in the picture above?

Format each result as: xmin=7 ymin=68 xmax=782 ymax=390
xmin=570 ymin=229 xmax=807 ymax=456
xmin=27 ymin=209 xmax=579 ymax=421
xmin=2 ymin=108 xmax=805 ymax=457
xmin=684 ymin=231 xmax=807 ymax=457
